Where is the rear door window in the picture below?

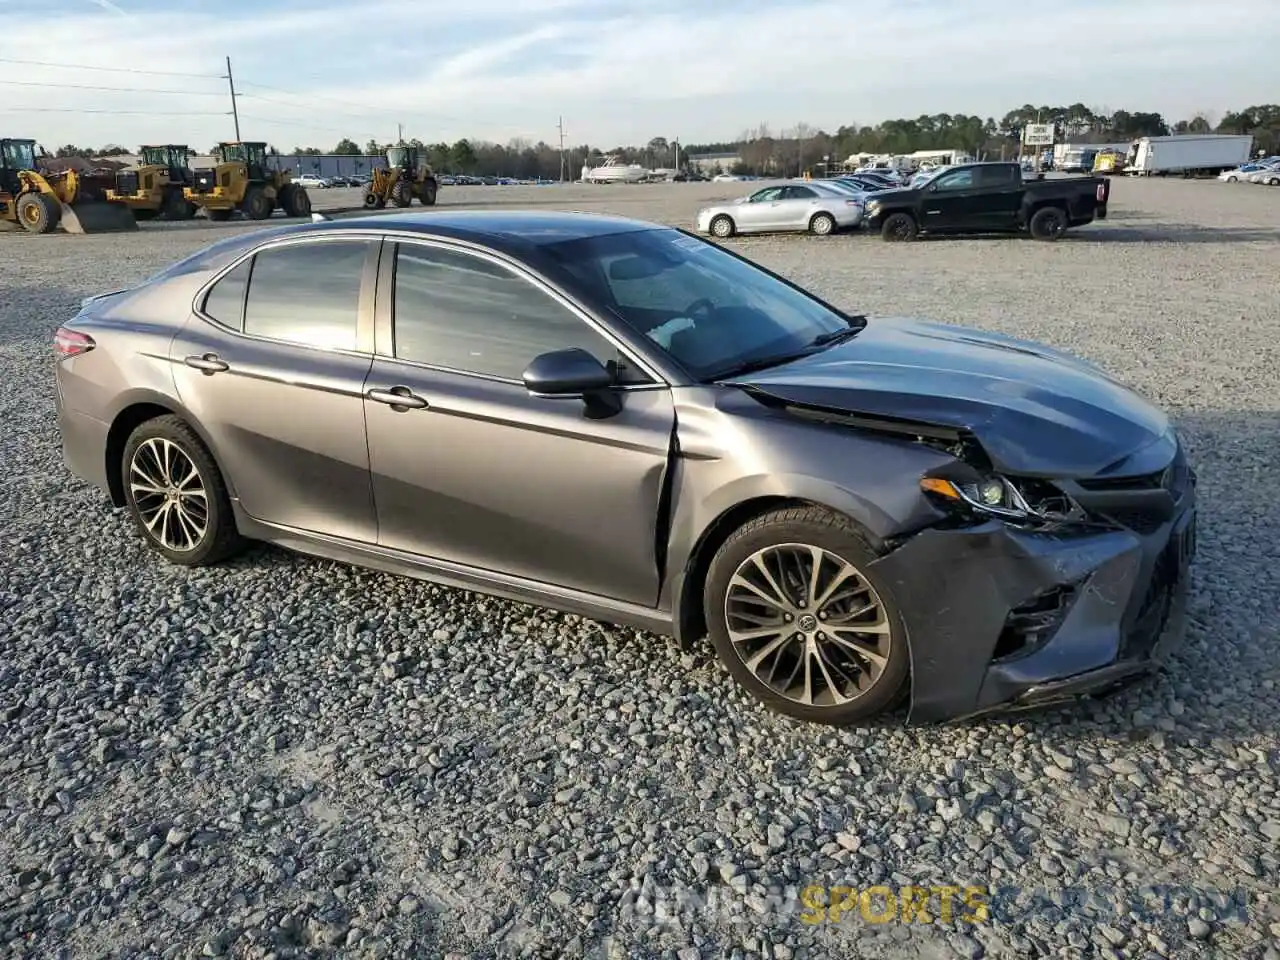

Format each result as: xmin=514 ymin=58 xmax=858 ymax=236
xmin=240 ymin=240 xmax=371 ymax=351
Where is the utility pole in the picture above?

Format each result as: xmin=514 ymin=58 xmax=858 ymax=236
xmin=557 ymin=116 xmax=566 ymax=182
xmin=225 ymin=56 xmax=241 ymax=141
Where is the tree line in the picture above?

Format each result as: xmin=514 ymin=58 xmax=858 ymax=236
xmin=47 ymin=103 xmax=1280 ymax=178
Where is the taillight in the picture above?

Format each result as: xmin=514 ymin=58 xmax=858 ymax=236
xmin=54 ymin=327 xmax=95 ymax=359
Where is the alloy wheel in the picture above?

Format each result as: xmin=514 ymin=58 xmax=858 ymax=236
xmin=128 ymin=438 xmax=209 ymax=552
xmin=723 ymin=543 xmax=891 ymax=707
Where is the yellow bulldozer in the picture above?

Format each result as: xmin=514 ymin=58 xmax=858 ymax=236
xmin=185 ymin=140 xmax=312 ymax=221
xmin=363 ymin=145 xmax=439 ymax=209
xmin=0 ymin=138 xmax=138 ymax=234
xmin=106 ymin=144 xmax=197 ymax=220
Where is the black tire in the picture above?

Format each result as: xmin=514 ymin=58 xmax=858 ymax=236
xmin=809 ymin=212 xmax=837 ymax=236
xmin=241 ymin=186 xmax=271 ymax=220
xmin=390 ymin=181 xmax=412 ymax=208
xmin=279 ymin=184 xmax=311 ymax=218
xmin=1028 ymin=205 xmax=1067 ymax=240
xmin=362 ymin=190 xmax=382 ymax=209
xmin=709 ymin=214 xmax=735 ymax=238
xmin=420 ymin=179 xmax=438 ymax=206
xmin=121 ymin=415 xmax=245 ymax=567
xmin=206 ymin=208 xmax=233 ymax=222
xmin=703 ymin=506 xmax=910 ymax=726
xmin=16 ymin=192 xmax=60 ymax=234
xmin=161 ymin=189 xmax=190 ymax=220
xmin=880 ymin=212 xmax=917 ymax=242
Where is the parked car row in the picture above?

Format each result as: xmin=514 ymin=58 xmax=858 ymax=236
xmin=695 ymin=161 xmax=1111 ymax=243
xmin=291 ymin=173 xmax=370 ymax=189
xmin=1217 ymin=157 xmax=1280 ymax=185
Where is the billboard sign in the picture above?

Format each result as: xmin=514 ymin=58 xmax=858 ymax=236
xmin=1022 ymin=123 xmax=1055 ymax=146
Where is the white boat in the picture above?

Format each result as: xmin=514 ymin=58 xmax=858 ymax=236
xmin=582 ymin=155 xmax=652 ymax=183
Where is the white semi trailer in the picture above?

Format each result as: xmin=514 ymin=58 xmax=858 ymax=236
xmin=1123 ymin=135 xmax=1254 ymax=176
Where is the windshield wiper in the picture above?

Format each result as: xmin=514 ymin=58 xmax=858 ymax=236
xmin=708 ymin=350 xmax=814 ymax=381
xmin=810 ymin=315 xmax=867 ymax=347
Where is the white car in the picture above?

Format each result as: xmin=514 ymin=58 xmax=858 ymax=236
xmin=712 ymin=173 xmax=745 ymax=182
xmin=1246 ymin=162 xmax=1280 ymax=185
xmin=292 ymin=174 xmax=329 ymax=188
xmin=696 ymin=182 xmax=864 ymax=237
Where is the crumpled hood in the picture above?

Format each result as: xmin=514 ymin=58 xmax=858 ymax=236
xmin=732 ymin=316 xmax=1173 ymax=478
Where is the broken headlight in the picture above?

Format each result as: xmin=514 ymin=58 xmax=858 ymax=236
xmin=920 ymin=474 xmax=1081 ymax=524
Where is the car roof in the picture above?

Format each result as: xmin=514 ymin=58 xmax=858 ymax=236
xmin=273 ymin=209 xmax=658 ymax=252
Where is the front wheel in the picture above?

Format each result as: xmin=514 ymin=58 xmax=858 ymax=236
xmin=880 ymin=212 xmax=917 ymax=241
xmin=122 ymin=415 xmax=245 ymax=566
xmin=16 ymin=192 xmax=60 ymax=233
xmin=703 ymin=506 xmax=909 ymax=725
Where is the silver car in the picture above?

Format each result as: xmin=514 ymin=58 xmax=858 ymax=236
xmin=696 ymin=182 xmax=864 ymax=238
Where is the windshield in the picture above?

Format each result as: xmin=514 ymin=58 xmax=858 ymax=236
xmin=540 ymin=228 xmax=855 ymax=380
xmin=2 ymin=140 xmax=36 ymax=170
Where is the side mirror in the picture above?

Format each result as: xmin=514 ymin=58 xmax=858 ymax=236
xmin=522 ymin=348 xmax=620 ymax=417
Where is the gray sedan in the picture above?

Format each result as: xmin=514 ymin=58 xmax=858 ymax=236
xmin=695 ymin=182 xmax=865 ymax=238
xmin=54 ymin=210 xmax=1195 ymax=726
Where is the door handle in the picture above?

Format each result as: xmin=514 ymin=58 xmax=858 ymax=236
xmin=367 ymin=386 xmax=428 ymax=410
xmin=184 ymin=353 xmax=229 ymax=373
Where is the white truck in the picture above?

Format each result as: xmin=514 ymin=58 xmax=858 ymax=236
xmin=1123 ymin=134 xmax=1254 ymax=177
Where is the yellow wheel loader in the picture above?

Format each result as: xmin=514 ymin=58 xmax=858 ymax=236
xmin=363 ymin=145 xmax=439 ymax=210
xmin=0 ymin=138 xmax=138 ymax=234
xmin=106 ymin=145 xmax=197 ymax=221
xmin=185 ymin=141 xmax=312 ymax=222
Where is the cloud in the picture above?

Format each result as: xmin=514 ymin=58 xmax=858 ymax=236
xmin=1 ymin=0 xmax=1276 ymax=149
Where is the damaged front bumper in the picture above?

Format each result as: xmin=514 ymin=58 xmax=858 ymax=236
xmin=868 ymin=490 xmax=1196 ymax=724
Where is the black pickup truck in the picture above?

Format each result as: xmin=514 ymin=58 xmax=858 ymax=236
xmin=861 ymin=162 xmax=1111 ymax=241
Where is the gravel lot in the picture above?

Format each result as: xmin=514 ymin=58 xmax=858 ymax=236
xmin=2 ymin=178 xmax=1279 ymax=960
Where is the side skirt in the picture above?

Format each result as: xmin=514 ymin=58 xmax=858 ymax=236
xmin=234 ymin=509 xmax=676 ymax=638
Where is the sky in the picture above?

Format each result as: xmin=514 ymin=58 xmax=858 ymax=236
xmin=1 ymin=0 xmax=1277 ymax=153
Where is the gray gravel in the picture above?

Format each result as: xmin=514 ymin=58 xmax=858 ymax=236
xmin=2 ymin=178 xmax=1279 ymax=959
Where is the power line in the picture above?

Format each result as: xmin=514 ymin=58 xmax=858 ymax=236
xmin=0 ymin=79 xmax=224 ymax=95
xmin=0 ymin=57 xmax=222 ymax=78
xmin=0 ymin=107 xmax=230 ymax=116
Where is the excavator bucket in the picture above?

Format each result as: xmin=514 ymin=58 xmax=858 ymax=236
xmin=58 ymin=200 xmax=137 ymax=233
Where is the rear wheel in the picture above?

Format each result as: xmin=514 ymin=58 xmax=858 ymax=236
xmin=880 ymin=212 xmax=917 ymax=241
xmin=121 ymin=415 xmax=245 ymax=567
xmin=703 ymin=506 xmax=909 ymax=725
xmin=16 ymin=193 xmax=60 ymax=234
xmin=709 ymin=214 xmax=735 ymax=238
xmin=809 ymin=212 xmax=837 ymax=236
xmin=420 ymin=180 xmax=438 ymax=206
xmin=241 ymin=186 xmax=271 ymax=220
xmin=1028 ymin=206 xmax=1067 ymax=240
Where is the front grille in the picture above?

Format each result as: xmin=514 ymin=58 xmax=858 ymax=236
xmin=1096 ymin=507 xmax=1168 ymax=536
xmin=1078 ymin=441 xmax=1192 ymax=536
xmin=193 ymin=169 xmax=215 ymax=192
xmin=115 ymin=171 xmax=138 ymax=195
